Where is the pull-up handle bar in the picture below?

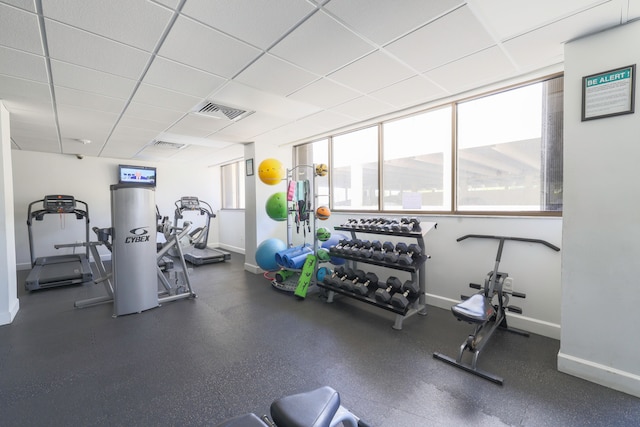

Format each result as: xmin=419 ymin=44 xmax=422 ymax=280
xmin=457 ymin=234 xmax=561 ymax=252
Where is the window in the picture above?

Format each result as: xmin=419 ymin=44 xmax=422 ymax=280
xmin=294 ymin=139 xmax=329 ymax=204
xmin=456 ymin=77 xmax=563 ymax=212
xmin=383 ymin=106 xmax=452 ymax=211
xmin=221 ymin=160 xmax=245 ymax=209
xmin=294 ymin=74 xmax=563 ymax=215
xmin=332 ymin=126 xmax=379 ymax=210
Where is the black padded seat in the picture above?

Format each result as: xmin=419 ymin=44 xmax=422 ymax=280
xmin=271 ymin=386 xmax=340 ymax=427
xmin=214 ymin=413 xmax=266 ymax=427
xmin=452 ymin=294 xmax=495 ymax=324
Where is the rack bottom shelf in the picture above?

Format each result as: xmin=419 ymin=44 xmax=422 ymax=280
xmin=316 ymin=282 xmax=427 ymax=330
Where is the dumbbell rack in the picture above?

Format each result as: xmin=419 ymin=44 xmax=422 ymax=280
xmin=317 ymin=221 xmax=437 ymax=330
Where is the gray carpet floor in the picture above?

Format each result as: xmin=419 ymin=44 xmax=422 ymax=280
xmin=1 ymin=252 xmax=639 ymax=426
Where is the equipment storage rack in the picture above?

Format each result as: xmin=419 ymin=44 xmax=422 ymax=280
xmin=318 ymin=220 xmax=437 ymax=330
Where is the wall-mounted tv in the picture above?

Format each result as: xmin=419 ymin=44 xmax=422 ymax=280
xmin=118 ymin=164 xmax=157 ymax=187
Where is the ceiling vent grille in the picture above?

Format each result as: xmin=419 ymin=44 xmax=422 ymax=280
xmin=152 ymin=140 xmax=186 ymax=150
xmin=194 ymin=101 xmax=254 ymax=121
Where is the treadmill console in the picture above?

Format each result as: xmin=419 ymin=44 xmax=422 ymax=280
xmin=44 ymin=195 xmax=76 ymax=213
xmin=180 ymin=197 xmax=200 ymax=210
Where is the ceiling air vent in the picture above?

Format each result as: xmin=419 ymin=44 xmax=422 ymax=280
xmin=152 ymin=140 xmax=186 ymax=150
xmin=193 ymin=100 xmax=254 ymax=121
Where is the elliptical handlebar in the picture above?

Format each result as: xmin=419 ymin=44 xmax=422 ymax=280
xmin=456 ymin=234 xmax=560 ymax=252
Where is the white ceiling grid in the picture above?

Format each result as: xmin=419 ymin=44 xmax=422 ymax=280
xmin=0 ymin=0 xmax=637 ymax=165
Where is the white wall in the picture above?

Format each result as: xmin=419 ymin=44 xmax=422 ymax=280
xmin=560 ymin=20 xmax=640 ymax=397
xmin=0 ymin=102 xmax=19 ymax=325
xmin=11 ymin=151 xmax=217 ymax=269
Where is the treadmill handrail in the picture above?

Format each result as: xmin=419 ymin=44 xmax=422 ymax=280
xmin=27 ymin=197 xmax=91 ymax=266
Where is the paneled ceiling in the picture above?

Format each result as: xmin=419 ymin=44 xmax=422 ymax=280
xmin=1 ymin=0 xmax=638 ymax=165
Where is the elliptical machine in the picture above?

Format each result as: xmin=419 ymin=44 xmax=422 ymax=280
xmin=172 ymin=196 xmax=230 ymax=265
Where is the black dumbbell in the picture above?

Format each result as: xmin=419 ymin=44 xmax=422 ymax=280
xmin=337 ymin=268 xmax=360 ymax=292
xmin=390 ymin=280 xmax=420 ymax=309
xmin=323 ymin=266 xmax=346 ymax=287
xmin=372 ymin=241 xmax=394 ymax=261
xmin=374 ymin=276 xmax=403 ymax=304
xmin=396 ymin=242 xmax=422 ymax=265
xmin=352 ymin=272 xmax=379 ymax=296
xmin=400 ymin=217 xmax=421 ymax=232
xmin=333 ymin=239 xmax=352 ymax=255
xmin=358 ymin=240 xmax=377 ymax=258
xmin=354 ymin=240 xmax=370 ymax=258
xmin=384 ymin=242 xmax=400 ymax=263
xmin=344 ymin=239 xmax=362 ymax=256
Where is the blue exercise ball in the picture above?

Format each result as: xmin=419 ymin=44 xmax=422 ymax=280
xmin=321 ymin=233 xmax=347 ymax=265
xmin=256 ymin=238 xmax=287 ymax=271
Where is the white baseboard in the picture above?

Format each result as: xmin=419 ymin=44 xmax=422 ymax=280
xmin=0 ymin=297 xmax=19 ymax=325
xmin=558 ymin=352 xmax=640 ymax=398
xmin=426 ymin=293 xmax=561 ymax=340
xmin=217 ymin=243 xmax=244 ymax=254
xmin=244 ymin=262 xmax=262 ymax=274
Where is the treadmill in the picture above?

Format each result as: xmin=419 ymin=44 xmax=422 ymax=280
xmin=173 ymin=196 xmax=230 ymax=265
xmin=25 ymin=195 xmax=93 ymax=291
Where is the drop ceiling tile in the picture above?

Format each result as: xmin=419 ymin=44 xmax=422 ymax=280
xmin=45 ymin=19 xmax=151 ymax=79
xmin=132 ymin=83 xmax=203 ymax=112
xmin=5 ymin=100 xmax=55 ymax=125
xmin=158 ymin=15 xmax=261 ymax=78
xmin=425 ymin=46 xmax=516 ymax=94
xmin=270 ymin=11 xmax=375 ymax=75
xmin=11 ymin=128 xmax=60 ymax=153
xmin=50 ymin=60 xmax=137 ymax=99
xmin=109 ymin=125 xmax=160 ymax=144
xmin=124 ymin=101 xmax=185 ymax=124
xmin=325 ymin=0 xmax=464 ymax=45
xmin=466 ymin=0 xmax=609 ymax=40
xmin=211 ymin=112 xmax=289 ymax=141
xmin=171 ymin=113 xmax=230 ymax=135
xmin=255 ymin=120 xmax=325 ymax=146
xmin=101 ymin=137 xmax=150 ymax=159
xmin=55 ymin=86 xmax=126 ymax=114
xmin=43 ymin=0 xmax=173 ymax=51
xmin=234 ymin=54 xmax=319 ymax=96
xmin=61 ymin=139 xmax=103 ymax=156
xmin=296 ymin=110 xmax=355 ymax=132
xmin=150 ymin=0 xmax=180 ymax=9
xmin=56 ymin=104 xmax=119 ymax=142
xmin=328 ymin=50 xmax=416 ymax=94
xmin=118 ymin=115 xmax=169 ymax=133
xmin=182 ymin=0 xmax=316 ymax=49
xmin=144 ymin=57 xmax=227 ymax=98
xmin=0 ymin=3 xmax=42 ymax=54
xmin=503 ymin=2 xmax=622 ymax=70
xmin=0 ymin=46 xmax=48 ymax=82
xmin=369 ymin=75 xmax=446 ymax=108
xmin=385 ymin=5 xmax=495 ymax=73
xmin=0 ymin=75 xmax=51 ymax=104
xmin=287 ymin=78 xmax=361 ymax=109
xmin=1 ymin=0 xmax=36 ymax=12
xmin=329 ymin=95 xmax=396 ymax=121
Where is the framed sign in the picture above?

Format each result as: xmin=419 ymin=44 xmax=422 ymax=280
xmin=582 ymin=64 xmax=635 ymax=121
xmin=245 ymin=158 xmax=254 ymax=176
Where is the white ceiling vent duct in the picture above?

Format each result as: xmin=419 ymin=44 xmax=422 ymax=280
xmin=193 ymin=100 xmax=255 ymax=121
xmin=152 ymin=140 xmax=186 ymax=150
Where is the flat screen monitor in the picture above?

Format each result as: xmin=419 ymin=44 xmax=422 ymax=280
xmin=118 ymin=164 xmax=157 ymax=187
